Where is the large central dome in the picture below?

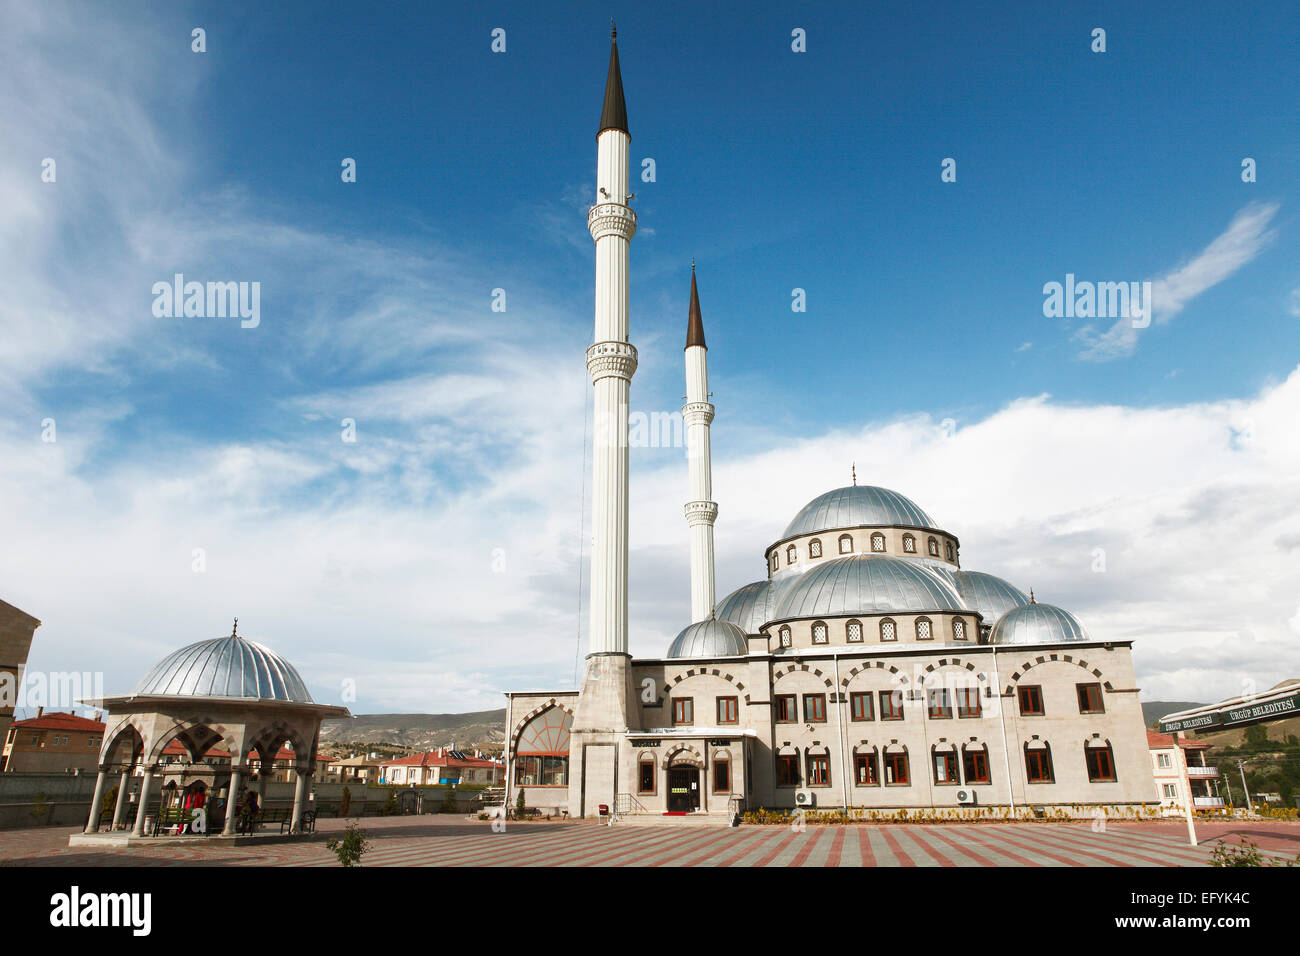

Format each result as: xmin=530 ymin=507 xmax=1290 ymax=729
xmin=773 ymin=554 xmax=964 ymax=619
xmin=782 ymin=485 xmax=937 ymax=538
xmin=132 ymin=632 xmax=314 ymax=703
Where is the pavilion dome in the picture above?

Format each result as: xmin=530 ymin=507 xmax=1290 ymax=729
xmin=989 ymin=602 xmax=1090 ymax=646
xmin=666 ymin=618 xmax=749 ymax=659
xmin=132 ymin=629 xmax=315 ymax=703
xmin=781 ymin=485 xmax=938 ymax=538
xmin=773 ymin=554 xmax=964 ymax=620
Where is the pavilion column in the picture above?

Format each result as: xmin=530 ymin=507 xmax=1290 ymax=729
xmin=111 ymin=769 xmax=131 ymax=830
xmin=131 ymin=767 xmax=154 ymax=837
xmin=84 ymin=769 xmax=109 ymax=834
xmin=222 ymin=767 xmax=243 ymax=836
xmin=290 ymin=765 xmax=309 ymax=833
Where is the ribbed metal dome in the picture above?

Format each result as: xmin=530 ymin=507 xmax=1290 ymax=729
xmin=773 ymin=555 xmax=965 ymax=620
xmin=782 ymin=485 xmax=937 ymax=538
xmin=989 ymin=603 xmax=1090 ymax=646
xmin=132 ymin=632 xmax=314 ymax=703
xmin=716 ymin=577 xmax=794 ymax=634
xmin=666 ymin=618 xmax=749 ymax=659
xmin=952 ymin=571 xmax=1030 ymax=624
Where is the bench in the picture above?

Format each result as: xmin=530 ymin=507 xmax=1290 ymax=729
xmin=151 ymin=806 xmax=198 ymax=836
xmin=279 ymin=809 xmax=316 ymax=835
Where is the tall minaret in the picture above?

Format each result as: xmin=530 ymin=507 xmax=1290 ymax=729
xmin=683 ymin=264 xmax=718 ymax=622
xmin=571 ymin=27 xmax=638 ymax=816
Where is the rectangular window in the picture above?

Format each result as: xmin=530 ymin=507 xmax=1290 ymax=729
xmin=957 ymin=688 xmax=981 ymax=718
xmin=1018 ymin=685 xmax=1044 ymax=716
xmin=1086 ymin=746 xmax=1116 ymax=782
xmin=716 ymin=696 xmax=738 ymax=725
xmin=673 ymin=697 xmax=694 ymax=725
xmin=1156 ymin=753 xmax=1171 ymax=769
xmin=927 ymin=689 xmax=952 ymax=719
xmin=775 ymin=694 xmax=797 ymax=723
xmin=884 ymin=752 xmax=910 ymax=785
xmin=1077 ymin=683 xmax=1105 ymax=714
xmin=879 ymin=690 xmax=904 ymax=721
xmin=1162 ymin=784 xmax=1178 ymax=799
xmin=850 ymin=691 xmax=875 ymax=721
xmin=540 ymin=755 xmax=568 ymax=787
xmin=854 ymin=752 xmax=879 ymax=786
xmin=775 ymin=754 xmax=800 ymax=787
xmin=807 ymin=754 xmax=830 ymax=786
xmin=1025 ymin=748 xmax=1054 ymax=783
xmin=962 ymin=748 xmax=990 ymax=784
xmin=933 ymin=750 xmax=959 ymax=784
xmin=803 ymin=693 xmax=827 ymax=723
xmin=514 ymin=755 xmax=541 ymax=786
xmin=638 ymin=761 xmax=655 ymax=794
xmin=713 ymin=760 xmax=730 ymax=793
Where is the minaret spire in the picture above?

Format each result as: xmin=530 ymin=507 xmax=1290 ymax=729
xmin=683 ymin=265 xmax=718 ymax=622
xmin=570 ymin=26 xmax=638 ymax=819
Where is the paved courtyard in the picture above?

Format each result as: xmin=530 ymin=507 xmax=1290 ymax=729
xmin=3 ymin=816 xmax=1297 ymax=867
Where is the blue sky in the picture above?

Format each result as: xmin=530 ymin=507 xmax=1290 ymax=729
xmin=3 ymin=0 xmax=1299 ymax=713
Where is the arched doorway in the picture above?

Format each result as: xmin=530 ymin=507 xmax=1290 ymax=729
xmin=667 ymin=764 xmax=700 ymax=813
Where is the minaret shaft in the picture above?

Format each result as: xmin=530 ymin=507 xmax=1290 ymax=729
xmin=683 ymin=273 xmax=718 ymax=623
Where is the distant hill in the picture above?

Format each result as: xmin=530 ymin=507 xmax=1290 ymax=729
xmin=1142 ymin=701 xmax=1205 ymax=729
xmin=321 ymin=710 xmax=506 ymax=751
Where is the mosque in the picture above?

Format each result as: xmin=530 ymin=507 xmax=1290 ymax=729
xmin=503 ymin=31 xmax=1156 ymax=821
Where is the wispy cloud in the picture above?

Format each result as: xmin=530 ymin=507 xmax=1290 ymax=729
xmin=1077 ymin=201 xmax=1280 ymax=361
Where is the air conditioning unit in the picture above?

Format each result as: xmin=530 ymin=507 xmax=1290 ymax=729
xmin=794 ymin=788 xmax=816 ymax=807
xmin=955 ymin=789 xmax=977 ymax=805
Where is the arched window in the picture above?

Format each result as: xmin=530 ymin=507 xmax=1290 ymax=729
xmin=838 ymin=534 xmax=853 ymax=554
xmin=927 ymin=536 xmax=939 ymax=556
xmin=770 ymin=552 xmax=779 ymax=572
xmin=779 ymin=626 xmax=792 ymax=648
xmin=786 ymin=545 xmax=797 ymax=564
xmin=870 ymin=532 xmax=886 ymax=552
xmin=515 ymin=707 xmax=572 ymax=787
xmin=915 ymin=617 xmax=933 ymax=640
xmin=854 ymin=747 xmax=879 ymax=786
xmin=952 ymin=618 xmax=967 ymax=641
xmin=902 ymin=534 xmax=916 ymax=553
xmin=713 ymin=751 xmax=731 ymax=793
xmin=962 ymin=744 xmax=990 ymax=784
xmin=809 ymin=538 xmax=822 ymax=558
xmin=931 ymin=745 xmax=959 ymax=785
xmin=1024 ymin=741 xmax=1054 ymax=784
xmin=883 ymin=746 xmax=910 ymax=785
xmin=880 ymin=618 xmax=897 ymax=642
xmin=811 ymin=621 xmax=828 ymax=644
xmin=945 ymin=541 xmax=955 ymax=561
xmin=846 ymin=619 xmax=863 ymax=642
xmin=637 ymin=753 xmax=656 ymax=794
xmin=1085 ymin=740 xmax=1117 ymax=782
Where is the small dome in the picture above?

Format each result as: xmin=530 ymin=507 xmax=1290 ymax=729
xmin=666 ymin=619 xmax=749 ymax=658
xmin=716 ymin=577 xmax=795 ymax=634
xmin=133 ymin=631 xmax=314 ymax=703
xmin=953 ymin=571 xmax=1030 ymax=624
xmin=782 ymin=485 xmax=937 ymax=539
xmin=773 ymin=554 xmax=964 ymax=620
xmin=989 ymin=602 xmax=1090 ymax=646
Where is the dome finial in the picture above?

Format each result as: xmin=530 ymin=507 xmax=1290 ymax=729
xmin=232 ymin=617 xmax=239 ymax=637
xmin=1029 ymin=589 xmax=1035 ymax=604
xmin=851 ymin=462 xmax=857 ymax=486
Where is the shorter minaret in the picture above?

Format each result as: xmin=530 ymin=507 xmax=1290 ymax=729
xmin=682 ymin=264 xmax=718 ymax=622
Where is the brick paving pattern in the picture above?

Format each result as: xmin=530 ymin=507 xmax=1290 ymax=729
xmin=2 ymin=817 xmax=1296 ymax=867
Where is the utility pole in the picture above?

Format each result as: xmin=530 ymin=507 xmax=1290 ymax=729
xmin=1238 ymin=759 xmax=1253 ymax=817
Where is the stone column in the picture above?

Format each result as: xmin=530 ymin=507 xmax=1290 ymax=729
xmin=222 ymin=767 xmax=242 ymax=836
xmin=131 ymin=768 xmax=154 ymax=837
xmin=111 ymin=770 xmax=131 ymax=830
xmin=84 ymin=769 xmax=109 ymax=833
xmin=290 ymin=766 xmax=309 ymax=833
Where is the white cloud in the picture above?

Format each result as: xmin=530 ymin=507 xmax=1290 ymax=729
xmin=1077 ymin=201 xmax=1280 ymax=361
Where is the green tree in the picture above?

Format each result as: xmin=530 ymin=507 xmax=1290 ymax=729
xmin=325 ymin=822 xmax=370 ymax=867
xmin=380 ymin=789 xmax=398 ymax=816
xmin=515 ymin=787 xmax=526 ymax=819
xmin=340 ymin=785 xmax=352 ymax=817
xmin=1243 ymin=725 xmax=1270 ymax=750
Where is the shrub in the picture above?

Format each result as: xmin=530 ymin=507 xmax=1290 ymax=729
xmin=380 ymin=790 xmax=398 ymax=816
xmin=515 ymin=787 xmax=526 ymax=819
xmin=1209 ymin=837 xmax=1298 ymax=867
xmin=325 ymin=822 xmax=370 ymax=867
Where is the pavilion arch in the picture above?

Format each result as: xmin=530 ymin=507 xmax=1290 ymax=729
xmin=1003 ymin=652 xmax=1114 ymax=697
xmin=145 ymin=718 xmax=234 ymax=767
xmin=100 ymin=721 xmax=145 ymax=770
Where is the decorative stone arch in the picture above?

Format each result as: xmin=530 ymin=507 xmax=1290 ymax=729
xmin=246 ymin=718 xmax=315 ymax=772
xmin=1003 ymin=652 xmax=1114 ymax=697
xmin=510 ymin=698 xmax=575 ymax=751
xmin=100 ymin=720 xmax=145 ymax=770
xmin=146 ymin=718 xmax=232 ymax=767
xmin=773 ymin=662 xmax=834 ymax=689
xmin=665 ymin=743 xmax=703 ymax=768
xmin=662 ymin=667 xmax=750 ymax=705
xmin=839 ymin=660 xmax=909 ymax=689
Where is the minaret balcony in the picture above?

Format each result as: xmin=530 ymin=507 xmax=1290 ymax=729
xmin=587 ymin=202 xmax=637 ymax=241
xmin=681 ymin=401 xmax=715 ymax=426
xmin=586 ymin=340 xmax=638 ymax=383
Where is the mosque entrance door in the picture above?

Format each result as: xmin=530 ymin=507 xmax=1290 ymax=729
xmin=667 ymin=766 xmax=699 ymax=813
